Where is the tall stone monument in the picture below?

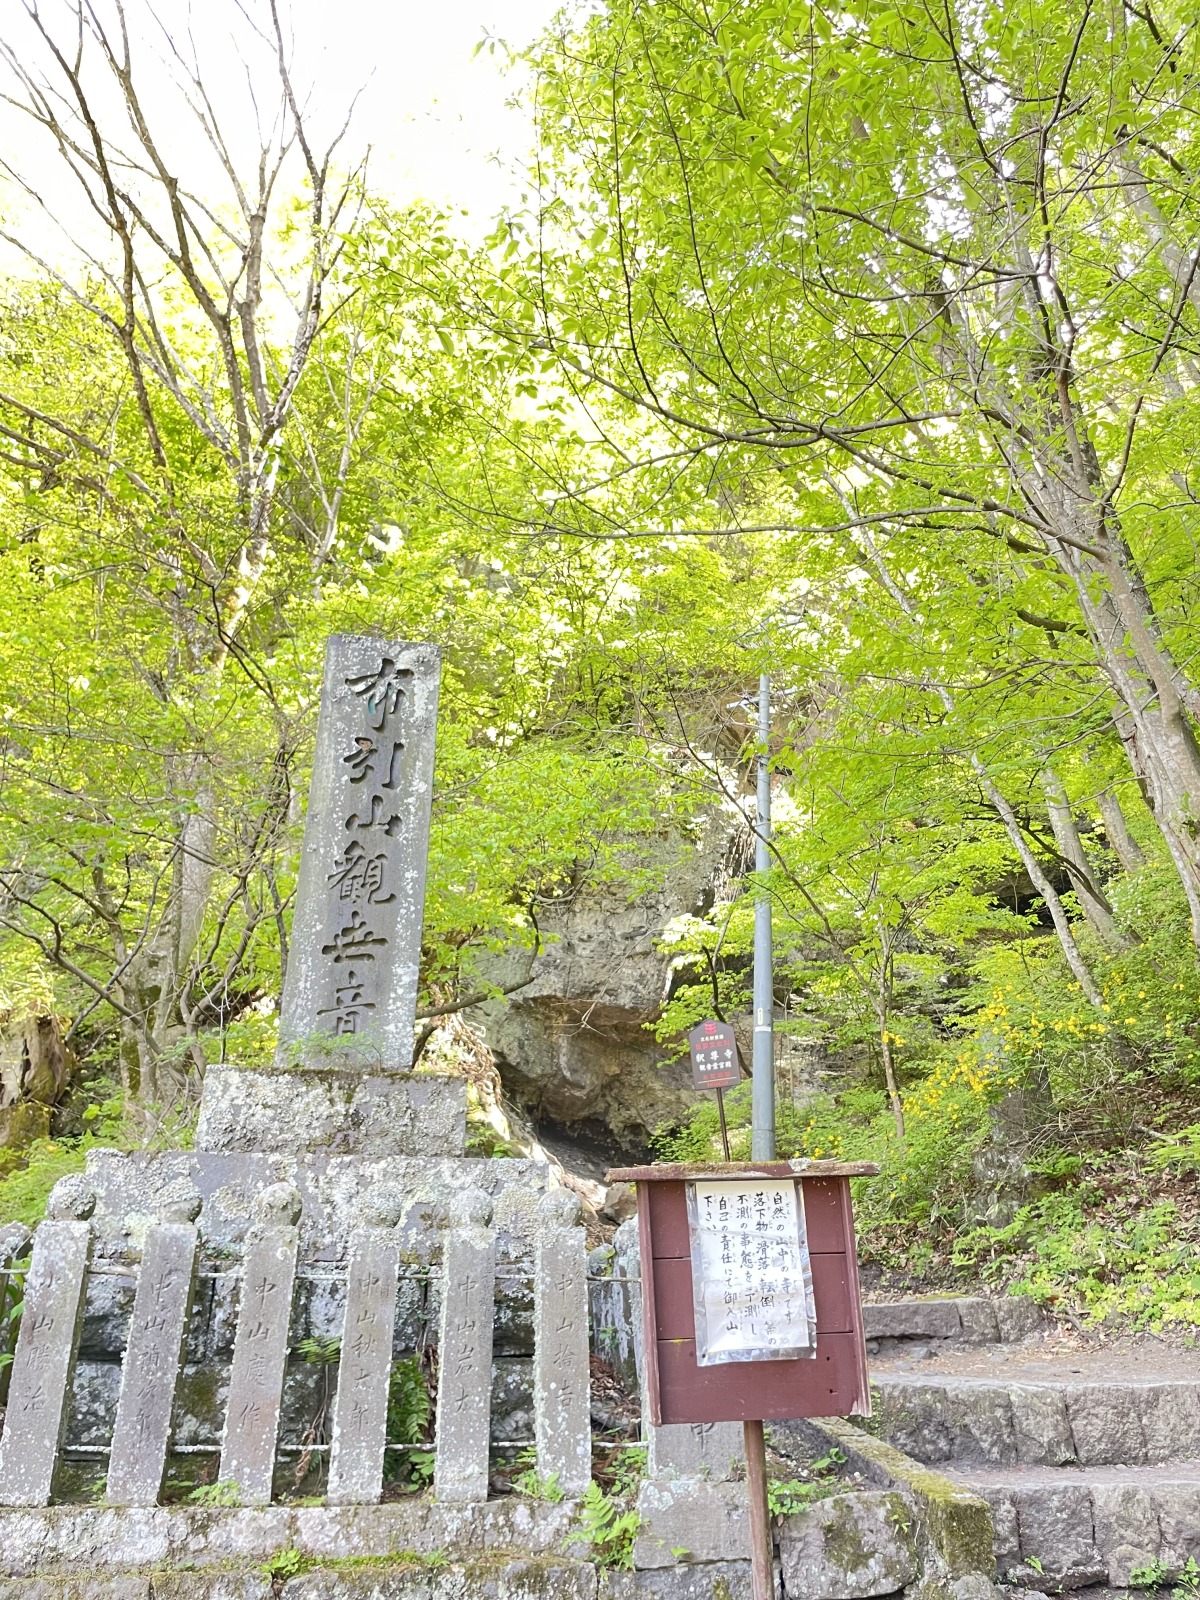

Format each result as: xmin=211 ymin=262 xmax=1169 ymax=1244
xmin=278 ymin=639 xmax=440 ymax=1071
xmin=67 ymin=633 xmax=550 ymax=1498
xmin=194 ymin=638 xmax=462 ymax=1159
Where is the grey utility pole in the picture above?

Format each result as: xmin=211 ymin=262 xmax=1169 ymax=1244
xmin=751 ymin=672 xmax=775 ymax=1160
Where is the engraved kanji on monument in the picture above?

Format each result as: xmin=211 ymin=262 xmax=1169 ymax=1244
xmin=533 ymin=1190 xmax=591 ymax=1495
xmin=0 ymin=1177 xmax=94 ymax=1506
xmin=107 ymin=1182 xmax=202 ymax=1506
xmin=278 ymin=637 xmax=441 ymax=1070
xmin=327 ymin=1191 xmax=403 ymax=1506
xmin=219 ymin=1183 xmax=301 ymax=1505
xmin=433 ymin=1188 xmax=496 ymax=1505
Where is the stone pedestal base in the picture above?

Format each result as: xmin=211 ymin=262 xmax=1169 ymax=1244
xmin=83 ymin=1149 xmax=546 ymax=1265
xmin=195 ymin=1067 xmax=466 ymax=1157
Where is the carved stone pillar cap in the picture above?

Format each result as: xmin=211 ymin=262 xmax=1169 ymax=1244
xmin=449 ymin=1187 xmax=492 ymax=1229
xmin=537 ymin=1188 xmax=583 ymax=1229
xmin=46 ymin=1174 xmax=96 ymax=1221
xmin=253 ymin=1181 xmax=303 ymax=1226
xmin=158 ymin=1180 xmax=203 ymax=1225
xmin=0 ymin=1221 xmax=31 ymax=1259
xmin=360 ymin=1188 xmax=404 ymax=1229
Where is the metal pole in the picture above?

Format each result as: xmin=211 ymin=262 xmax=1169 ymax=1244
xmin=752 ymin=672 xmax=775 ymax=1161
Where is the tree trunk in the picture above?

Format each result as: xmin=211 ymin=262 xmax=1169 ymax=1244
xmin=1097 ymin=788 xmax=1145 ymax=875
xmin=975 ymin=764 xmax=1106 ymax=1007
xmin=1041 ymin=770 xmax=1130 ymax=947
xmin=878 ymin=1026 xmax=905 ymax=1141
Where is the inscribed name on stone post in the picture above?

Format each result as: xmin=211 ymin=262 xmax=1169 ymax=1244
xmin=687 ymin=1180 xmax=816 ymax=1365
xmin=433 ymin=1192 xmax=496 ymax=1505
xmin=533 ymin=1193 xmax=591 ymax=1495
xmin=0 ymin=1217 xmax=91 ymax=1506
xmin=278 ymin=637 xmax=441 ymax=1070
xmin=219 ymin=1201 xmax=300 ymax=1505
xmin=327 ymin=1225 xmax=401 ymax=1505
xmin=107 ymin=1220 xmax=199 ymax=1506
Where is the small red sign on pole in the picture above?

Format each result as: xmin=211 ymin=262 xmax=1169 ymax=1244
xmin=687 ymin=1020 xmax=739 ymax=1090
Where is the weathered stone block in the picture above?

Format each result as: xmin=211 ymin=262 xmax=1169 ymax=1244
xmin=944 ymin=1383 xmax=1016 ymax=1466
xmin=78 ymin=1273 xmax=135 ymax=1359
xmin=777 ymin=1490 xmax=919 ymax=1599
xmin=862 ymin=1302 xmax=962 ymax=1340
xmin=196 ymin=1069 xmax=465 ymax=1158
xmin=151 ymin=1577 xmax=268 ymax=1600
xmin=476 ymin=1499 xmax=578 ymax=1554
xmin=870 ymin=1381 xmax=958 ymax=1465
xmin=493 ymin=1278 xmax=534 ymax=1358
xmin=430 ymin=1560 xmax=598 ymax=1600
xmin=991 ymin=1298 xmax=1044 ymax=1343
xmin=971 ymin=1489 xmax=1019 ymax=1572
xmin=955 ymin=1301 xmax=1000 ymax=1344
xmin=646 ymin=1420 xmax=744 ymax=1482
xmin=1156 ymin=1484 xmax=1200 ymax=1567
xmin=1107 ymin=1544 xmax=1161 ymax=1588
xmin=84 ymin=1150 xmax=549 ymax=1270
xmin=286 ymin=1574 xmax=426 ymax=1600
xmin=491 ymin=1358 xmax=534 ymax=1444
xmin=1065 ymin=1385 xmax=1146 ymax=1466
xmin=172 ymin=1362 xmax=229 ymax=1445
xmin=0 ymin=1581 xmax=157 ymax=1600
xmin=1012 ymin=1485 xmax=1096 ymax=1574
xmin=1140 ymin=1384 xmax=1200 ymax=1463
xmin=66 ymin=1358 xmax=121 ymax=1446
xmin=600 ymin=1563 xmax=755 ymax=1600
xmin=1009 ymin=1385 xmax=1074 ymax=1466
xmin=1091 ymin=1484 xmax=1160 ymax=1564
xmin=634 ymin=1478 xmax=750 ymax=1568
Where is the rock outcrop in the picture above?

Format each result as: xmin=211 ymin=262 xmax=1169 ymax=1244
xmin=471 ymin=813 xmax=745 ymax=1154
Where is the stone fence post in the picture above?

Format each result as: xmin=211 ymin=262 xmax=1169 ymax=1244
xmin=0 ymin=1176 xmax=94 ymax=1507
xmin=433 ymin=1187 xmax=495 ymax=1505
xmin=327 ymin=1190 xmax=404 ymax=1506
xmin=107 ymin=1181 xmax=203 ymax=1506
xmin=219 ymin=1181 xmax=302 ymax=1506
xmin=533 ymin=1189 xmax=591 ymax=1495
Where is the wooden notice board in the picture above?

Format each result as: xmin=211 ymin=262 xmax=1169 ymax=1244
xmin=605 ymin=1160 xmax=877 ymax=1427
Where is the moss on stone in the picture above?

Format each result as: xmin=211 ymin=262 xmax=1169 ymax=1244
xmin=820 ymin=1505 xmax=873 ymax=1574
xmin=801 ymin=1417 xmax=995 ymax=1579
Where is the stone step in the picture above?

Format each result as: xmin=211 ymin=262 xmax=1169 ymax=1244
xmin=863 ymin=1296 xmax=1044 ymax=1349
xmin=872 ymin=1374 xmax=1200 ymax=1468
xmin=947 ymin=1461 xmax=1200 ymax=1588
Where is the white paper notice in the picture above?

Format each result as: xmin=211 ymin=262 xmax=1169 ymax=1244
xmin=687 ymin=1180 xmax=817 ymax=1365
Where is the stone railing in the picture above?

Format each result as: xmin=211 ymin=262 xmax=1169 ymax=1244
xmin=0 ymin=1176 xmax=591 ymax=1510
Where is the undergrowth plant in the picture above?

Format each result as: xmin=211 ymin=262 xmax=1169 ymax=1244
xmin=568 ymin=1481 xmax=643 ymax=1570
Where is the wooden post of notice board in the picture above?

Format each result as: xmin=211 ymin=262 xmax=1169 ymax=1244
xmin=605 ymin=1159 xmax=878 ymax=1600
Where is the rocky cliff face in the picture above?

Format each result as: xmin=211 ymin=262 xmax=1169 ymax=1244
xmin=472 ymin=814 xmax=743 ymax=1157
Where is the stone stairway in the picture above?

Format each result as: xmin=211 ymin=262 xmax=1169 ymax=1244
xmin=865 ymin=1298 xmax=1200 ymax=1590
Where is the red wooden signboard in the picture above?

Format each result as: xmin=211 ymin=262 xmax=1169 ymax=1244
xmin=605 ymin=1160 xmax=876 ymax=1426
xmin=687 ymin=1021 xmax=740 ymax=1091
